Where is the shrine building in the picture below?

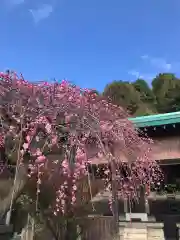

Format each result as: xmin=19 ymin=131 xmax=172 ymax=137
xmin=90 ymin=111 xmax=180 ymax=240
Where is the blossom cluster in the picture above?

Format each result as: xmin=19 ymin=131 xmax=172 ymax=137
xmin=0 ymin=71 xmax=162 ymax=216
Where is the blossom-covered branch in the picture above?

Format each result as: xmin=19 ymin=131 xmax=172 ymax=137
xmin=0 ymin=71 xmax=162 ymax=220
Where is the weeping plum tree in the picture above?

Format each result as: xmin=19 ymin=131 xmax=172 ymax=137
xmin=0 ymin=72 xmax=162 ymax=239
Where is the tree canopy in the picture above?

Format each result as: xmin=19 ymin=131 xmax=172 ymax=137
xmin=103 ymin=73 xmax=180 ymax=116
xmin=0 ymin=71 xmax=162 ymax=239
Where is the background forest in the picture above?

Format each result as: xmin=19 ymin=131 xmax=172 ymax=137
xmin=103 ymin=73 xmax=180 ymax=116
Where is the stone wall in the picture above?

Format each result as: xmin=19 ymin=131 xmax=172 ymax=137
xmin=11 ymin=220 xmax=165 ymax=240
xmin=147 ymin=223 xmax=165 ymax=240
xmin=82 ymin=216 xmax=165 ymax=240
xmin=176 ymin=224 xmax=180 ymax=240
xmin=0 ymin=224 xmax=13 ymax=240
xmin=119 ymin=222 xmax=165 ymax=240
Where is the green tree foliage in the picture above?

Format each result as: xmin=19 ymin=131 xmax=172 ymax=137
xmin=103 ymin=81 xmax=142 ymax=115
xmin=133 ymin=79 xmax=156 ymax=104
xmin=103 ymin=80 xmax=156 ymax=116
xmin=103 ymin=73 xmax=180 ymax=116
xmin=152 ymin=73 xmax=180 ymax=113
xmin=133 ymin=79 xmax=157 ymax=116
xmin=166 ymin=83 xmax=180 ymax=112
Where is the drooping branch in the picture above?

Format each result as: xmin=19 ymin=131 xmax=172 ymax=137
xmin=0 ymin=72 xmax=163 ymax=236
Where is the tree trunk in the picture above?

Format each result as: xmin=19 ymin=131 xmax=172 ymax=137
xmin=108 ymin=144 xmax=119 ymax=236
xmin=110 ymin=160 xmax=119 ymax=234
xmin=65 ymin=218 xmax=77 ymax=240
xmin=65 ymin=146 xmax=77 ymax=240
xmin=0 ymin=165 xmax=28 ymax=220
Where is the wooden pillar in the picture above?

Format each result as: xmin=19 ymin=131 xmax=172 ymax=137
xmin=145 ymin=196 xmax=150 ymax=214
xmin=124 ymin=188 xmax=149 ymax=222
xmin=124 ymin=198 xmax=128 ymax=213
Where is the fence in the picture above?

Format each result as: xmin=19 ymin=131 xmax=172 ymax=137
xmin=11 ymin=215 xmax=166 ymax=240
xmin=13 ymin=215 xmax=116 ymax=240
xmin=82 ymin=216 xmax=115 ymax=240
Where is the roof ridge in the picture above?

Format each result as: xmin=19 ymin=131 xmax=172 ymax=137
xmin=129 ymin=111 xmax=180 ymax=121
xmin=128 ymin=111 xmax=180 ymax=127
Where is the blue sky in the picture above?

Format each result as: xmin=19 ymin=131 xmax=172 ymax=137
xmin=0 ymin=0 xmax=180 ymax=91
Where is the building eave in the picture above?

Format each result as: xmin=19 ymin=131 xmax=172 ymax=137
xmin=128 ymin=111 xmax=180 ymax=128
